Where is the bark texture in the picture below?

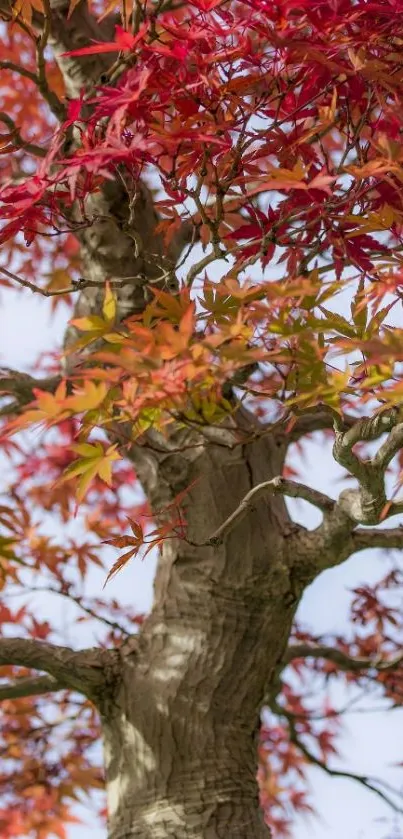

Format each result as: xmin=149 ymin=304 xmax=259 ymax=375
xmin=94 ymin=414 xmax=364 ymax=838
xmin=100 ymin=432 xmax=296 ymax=839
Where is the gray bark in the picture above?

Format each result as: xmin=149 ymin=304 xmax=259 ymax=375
xmin=0 ymin=638 xmax=113 ymax=701
xmin=94 ymin=427 xmax=358 ymax=839
xmin=99 ymin=433 xmax=294 ymax=839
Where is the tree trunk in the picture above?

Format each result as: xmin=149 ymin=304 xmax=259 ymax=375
xmin=42 ymin=9 xmax=307 ymax=832
xmin=99 ymin=428 xmax=300 ymax=839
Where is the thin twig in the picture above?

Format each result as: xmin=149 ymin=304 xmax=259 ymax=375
xmin=35 ymin=0 xmax=66 ymax=121
xmin=0 ymin=265 xmax=170 ymax=297
xmin=191 ymin=477 xmax=335 ymax=547
xmin=0 ymin=112 xmax=47 ymax=158
xmin=31 ymin=586 xmax=131 ymax=637
xmin=0 ymin=61 xmax=38 ymax=83
xmin=272 ymin=698 xmax=403 ymax=814
xmin=284 ymin=644 xmax=403 ymax=672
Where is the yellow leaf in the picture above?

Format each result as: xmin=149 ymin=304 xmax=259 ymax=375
xmin=67 ymin=382 xmax=108 ymax=413
xmin=76 ymin=462 xmax=104 ymax=503
xmin=71 ymin=315 xmax=107 ymax=332
xmin=8 ymin=381 xmax=70 ymax=431
xmin=58 ymin=444 xmax=121 ymax=502
xmin=70 ymin=442 xmax=104 ymax=458
xmin=104 ymin=332 xmax=124 ymax=343
xmin=102 ymin=283 xmax=117 ymax=323
xmin=97 ymin=456 xmax=114 ymax=485
xmin=318 ymin=86 xmax=337 ymax=123
xmin=35 ymin=380 xmax=67 ymax=417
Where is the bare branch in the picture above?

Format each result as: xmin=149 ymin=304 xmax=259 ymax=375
xmin=184 ymin=248 xmax=228 ymax=287
xmin=30 ymin=585 xmax=131 ymax=636
xmin=332 ymin=408 xmax=403 ymax=525
xmin=0 ymin=638 xmax=112 ymax=701
xmin=193 ymin=477 xmax=335 ymax=547
xmin=0 ymin=61 xmax=39 ymax=83
xmin=284 ymin=405 xmax=356 ymax=441
xmin=375 ymin=423 xmax=403 ymax=470
xmin=36 ymin=0 xmax=66 ymax=121
xmin=271 ymin=697 xmax=403 ymax=814
xmin=0 ymin=673 xmax=62 ymax=700
xmin=284 ymin=644 xmax=403 ymax=672
xmin=333 ymin=432 xmax=371 ymax=483
xmin=0 ymin=265 xmax=57 ymax=295
xmin=0 ymin=265 xmax=178 ymax=299
xmin=0 ymin=112 xmax=47 ymax=158
xmin=282 ymin=407 xmax=403 ymax=573
xmin=351 ymin=526 xmax=403 ymax=552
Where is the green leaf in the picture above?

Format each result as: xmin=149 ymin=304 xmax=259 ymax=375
xmin=318 ymin=306 xmax=357 ymax=338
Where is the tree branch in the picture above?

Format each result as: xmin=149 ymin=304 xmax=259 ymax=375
xmin=192 ymin=477 xmax=335 ymax=547
xmin=30 ymin=585 xmax=131 ymax=636
xmin=286 ymin=405 xmax=356 ymax=441
xmin=271 ymin=697 xmax=403 ymax=814
xmin=284 ymin=644 xmax=403 ymax=672
xmin=0 ymin=366 xmax=62 ymax=417
xmin=0 ymin=264 xmax=183 ymax=299
xmin=0 ymin=112 xmax=47 ymax=157
xmin=0 ymin=673 xmax=63 ymax=700
xmin=351 ymin=526 xmax=403 ymax=552
xmin=375 ymin=423 xmax=403 ymax=470
xmin=332 ymin=408 xmax=403 ymax=525
xmin=279 ymin=407 xmax=403 ymax=575
xmin=0 ymin=61 xmax=39 ymax=83
xmin=0 ymin=638 xmax=112 ymax=701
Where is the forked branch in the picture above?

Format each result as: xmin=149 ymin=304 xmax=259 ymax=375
xmin=0 ymin=638 xmax=112 ymax=701
xmin=191 ymin=407 xmax=403 ymax=570
xmin=332 ymin=407 xmax=403 ymax=525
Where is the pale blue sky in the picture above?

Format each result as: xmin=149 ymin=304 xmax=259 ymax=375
xmin=0 ymin=289 xmax=402 ymax=839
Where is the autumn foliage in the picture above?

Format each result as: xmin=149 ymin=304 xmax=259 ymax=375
xmin=0 ymin=0 xmax=403 ymax=836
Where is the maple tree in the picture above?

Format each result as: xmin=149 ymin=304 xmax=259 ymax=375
xmin=0 ymin=0 xmax=403 ymax=836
